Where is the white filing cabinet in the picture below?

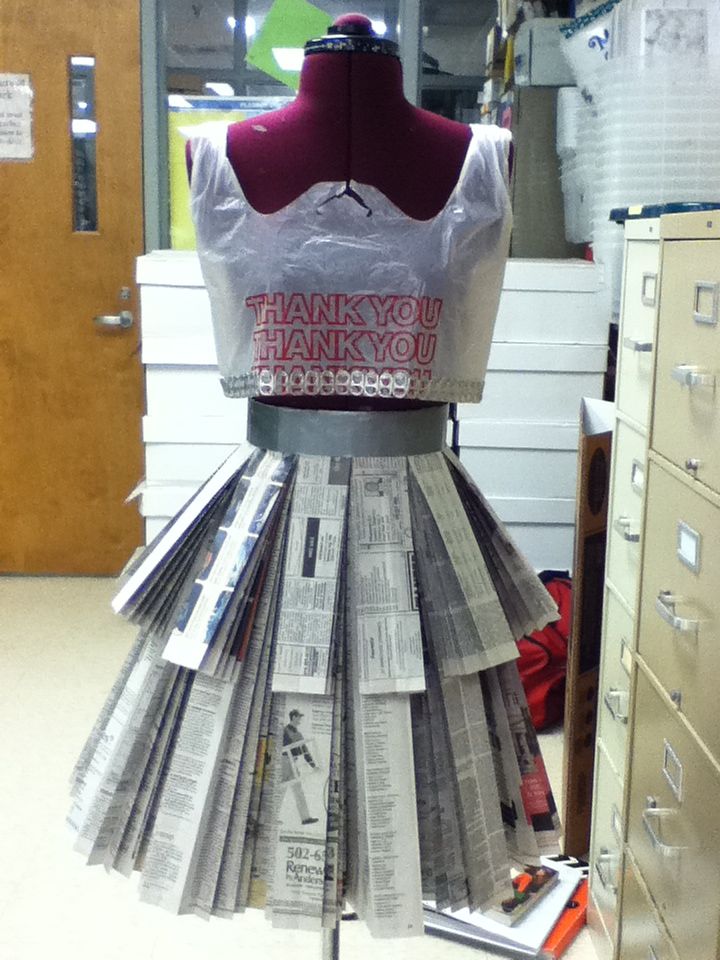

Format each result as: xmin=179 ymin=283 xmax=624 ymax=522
xmin=588 ymin=217 xmax=660 ymax=960
xmin=136 ymin=252 xmax=608 ymax=569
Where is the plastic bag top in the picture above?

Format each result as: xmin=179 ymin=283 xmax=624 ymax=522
xmin=190 ymin=122 xmax=512 ymax=403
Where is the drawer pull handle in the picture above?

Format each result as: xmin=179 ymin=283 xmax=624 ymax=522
xmin=604 ymin=688 xmax=629 ymax=724
xmin=693 ymin=280 xmax=719 ymax=326
xmin=671 ymin=364 xmax=716 ymax=390
xmin=642 ymin=803 xmax=687 ymax=858
xmin=594 ymin=848 xmax=618 ymax=895
xmin=623 ymin=336 xmax=653 ymax=353
xmin=648 ymin=948 xmax=659 ymax=960
xmin=641 ymin=272 xmax=658 ymax=308
xmin=655 ymin=591 xmax=700 ymax=637
xmin=614 ymin=516 xmax=640 ymax=543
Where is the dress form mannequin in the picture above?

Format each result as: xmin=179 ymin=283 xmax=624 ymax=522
xmin=190 ymin=13 xmax=473 ymax=222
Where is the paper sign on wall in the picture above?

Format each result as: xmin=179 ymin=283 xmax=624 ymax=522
xmin=0 ymin=74 xmax=34 ymax=161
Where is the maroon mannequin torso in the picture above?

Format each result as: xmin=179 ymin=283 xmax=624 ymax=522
xmin=189 ymin=14 xmax=473 ymax=221
xmin=187 ymin=14 xmax=476 ymax=409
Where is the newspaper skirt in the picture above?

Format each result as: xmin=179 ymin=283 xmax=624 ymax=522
xmin=68 ymin=400 xmax=561 ymax=938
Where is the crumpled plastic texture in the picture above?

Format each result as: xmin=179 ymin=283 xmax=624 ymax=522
xmin=190 ymin=122 xmax=512 ymax=403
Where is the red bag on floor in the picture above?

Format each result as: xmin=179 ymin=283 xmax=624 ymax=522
xmin=517 ymin=576 xmax=572 ymax=731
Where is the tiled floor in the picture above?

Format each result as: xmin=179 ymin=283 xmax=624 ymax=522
xmin=0 ymin=577 xmax=598 ymax=960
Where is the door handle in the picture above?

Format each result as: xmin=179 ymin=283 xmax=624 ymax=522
xmin=622 ymin=336 xmax=653 ymax=353
xmin=94 ymin=311 xmax=133 ymax=330
xmin=593 ymin=848 xmax=618 ymax=895
xmin=603 ymin=688 xmax=629 ymax=725
xmin=671 ymin=364 xmax=716 ymax=389
xmin=655 ymin=591 xmax=700 ymax=637
xmin=642 ymin=800 xmax=687 ymax=858
xmin=614 ymin=516 xmax=640 ymax=543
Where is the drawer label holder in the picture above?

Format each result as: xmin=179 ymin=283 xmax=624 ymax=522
xmin=677 ymin=520 xmax=701 ymax=574
xmin=663 ymin=739 xmax=684 ymax=802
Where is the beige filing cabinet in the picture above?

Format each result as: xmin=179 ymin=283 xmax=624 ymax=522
xmin=590 ymin=210 xmax=720 ymax=960
xmin=588 ymin=217 xmax=660 ymax=960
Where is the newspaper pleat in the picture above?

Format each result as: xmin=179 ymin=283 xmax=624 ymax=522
xmin=494 ymin=663 xmax=561 ymax=857
xmin=349 ymin=458 xmax=425 ymax=695
xmin=163 ymin=451 xmax=293 ymax=671
xmin=209 ymin=510 xmax=288 ymax=916
xmin=321 ymin=568 xmax=346 ymax=928
xmin=128 ymin=489 xmax=236 ymax=635
xmin=115 ymin=446 xmax=259 ymax=618
xmin=444 ymin=449 xmax=559 ymax=637
xmin=137 ymin=671 xmax=236 ymax=912
xmin=346 ymin=557 xmax=424 ymax=938
xmin=439 ymin=672 xmax=511 ymax=910
xmin=481 ymin=669 xmax=541 ymax=866
xmin=70 ymin=628 xmax=149 ymax=794
xmin=272 ymin=456 xmax=350 ymax=694
xmin=68 ymin=632 xmax=177 ymax=858
xmin=179 ymin=527 xmax=285 ymax=918
xmin=267 ymin=691 xmax=334 ymax=930
xmin=85 ymin=658 xmax=182 ymax=866
xmin=409 ymin=453 xmax=518 ymax=674
xmin=110 ymin=670 xmax=193 ymax=876
xmin=243 ymin=692 xmax=282 ymax=910
xmin=410 ymin=695 xmax=439 ymax=902
xmin=423 ymin=668 xmax=471 ymax=911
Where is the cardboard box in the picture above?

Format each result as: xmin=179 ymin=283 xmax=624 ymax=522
xmin=561 ymin=398 xmax=614 ymax=857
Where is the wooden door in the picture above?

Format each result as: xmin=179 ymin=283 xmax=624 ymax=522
xmin=0 ymin=1 xmax=145 ymax=574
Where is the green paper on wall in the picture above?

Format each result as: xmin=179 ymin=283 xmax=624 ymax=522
xmin=246 ymin=0 xmax=331 ymax=90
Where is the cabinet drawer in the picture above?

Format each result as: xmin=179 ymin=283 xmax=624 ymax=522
xmin=627 ymin=668 xmax=720 ymax=960
xmin=607 ymin=420 xmax=646 ymax=608
xmin=652 ymin=239 xmax=720 ymax=495
xmin=590 ymin=744 xmax=625 ymax=941
xmin=618 ymin=239 xmax=660 ymax=428
xmin=597 ymin=588 xmax=633 ymax=770
xmin=618 ymin=852 xmax=679 ymax=960
xmin=638 ymin=461 xmax=720 ymax=763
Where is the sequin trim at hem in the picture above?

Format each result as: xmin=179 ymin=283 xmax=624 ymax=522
xmin=220 ymin=369 xmax=484 ymax=403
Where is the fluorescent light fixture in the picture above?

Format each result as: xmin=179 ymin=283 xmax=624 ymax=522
xmin=71 ymin=118 xmax=97 ymax=134
xmin=272 ymin=47 xmax=305 ymax=71
xmin=371 ymin=19 xmax=387 ymax=36
xmin=204 ymin=81 xmax=235 ymax=96
xmin=70 ymin=56 xmax=95 ymax=67
xmin=168 ymin=94 xmax=193 ymax=108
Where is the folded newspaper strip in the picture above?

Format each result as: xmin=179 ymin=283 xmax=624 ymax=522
xmin=70 ymin=446 xmax=560 ymax=937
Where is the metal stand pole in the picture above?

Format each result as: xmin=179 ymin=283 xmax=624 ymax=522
xmin=321 ymin=924 xmax=340 ymax=960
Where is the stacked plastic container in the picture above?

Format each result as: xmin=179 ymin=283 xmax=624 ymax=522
xmin=559 ymin=0 xmax=720 ymax=312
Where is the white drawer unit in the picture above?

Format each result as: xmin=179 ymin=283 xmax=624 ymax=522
xmin=617 ymin=220 xmax=661 ymax=428
xmin=606 ymin=419 xmax=646 ymax=611
xmin=596 ymin=585 xmax=633 ymax=772
xmin=589 ymin=742 xmax=625 ymax=944
xmin=588 ymin=217 xmax=658 ymax=959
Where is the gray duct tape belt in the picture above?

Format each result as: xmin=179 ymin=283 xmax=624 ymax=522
xmin=247 ymin=399 xmax=448 ymax=457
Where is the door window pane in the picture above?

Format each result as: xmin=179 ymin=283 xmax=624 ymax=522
xmin=69 ymin=56 xmax=98 ymax=232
